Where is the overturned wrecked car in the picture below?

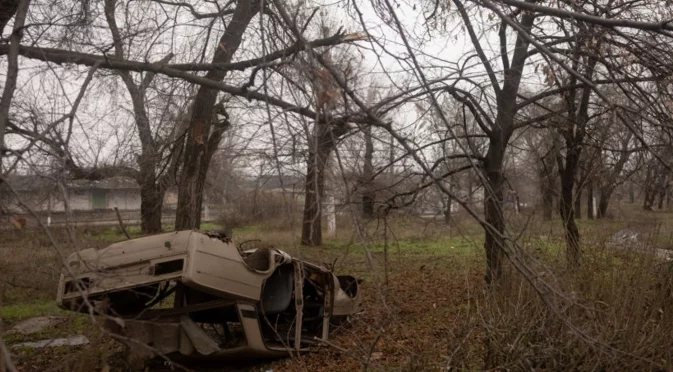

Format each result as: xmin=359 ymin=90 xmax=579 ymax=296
xmin=56 ymin=230 xmax=360 ymax=366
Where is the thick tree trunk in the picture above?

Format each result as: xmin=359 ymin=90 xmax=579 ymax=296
xmin=0 ymin=0 xmax=20 ymax=36
xmin=175 ymin=0 xmax=259 ymax=230
xmin=560 ymin=177 xmax=580 ymax=267
xmin=556 ymin=51 xmax=597 ymax=269
xmin=0 ymin=0 xmax=29 ymax=169
xmin=483 ymin=139 xmax=507 ymax=285
xmin=301 ymin=126 xmax=334 ymax=246
xmin=140 ymin=181 xmax=164 ymax=234
xmin=105 ymin=0 xmax=178 ymax=235
xmin=560 ymin=146 xmax=581 ymax=268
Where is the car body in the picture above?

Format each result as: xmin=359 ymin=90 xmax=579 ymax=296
xmin=56 ymin=230 xmax=360 ymax=366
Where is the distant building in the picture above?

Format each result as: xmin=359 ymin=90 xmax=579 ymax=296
xmin=0 ymin=175 xmax=178 ymax=214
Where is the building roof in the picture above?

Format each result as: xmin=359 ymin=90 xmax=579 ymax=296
xmin=2 ymin=175 xmax=140 ymax=191
xmin=68 ymin=176 xmax=140 ymax=190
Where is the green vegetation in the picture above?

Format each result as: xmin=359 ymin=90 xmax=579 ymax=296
xmin=0 ymin=301 xmax=65 ymax=323
xmin=3 ymin=209 xmax=673 ymax=371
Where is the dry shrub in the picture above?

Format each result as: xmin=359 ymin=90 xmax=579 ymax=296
xmin=477 ymin=239 xmax=673 ymax=370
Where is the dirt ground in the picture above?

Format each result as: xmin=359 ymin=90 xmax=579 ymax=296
xmin=2 ymin=206 xmax=673 ymax=371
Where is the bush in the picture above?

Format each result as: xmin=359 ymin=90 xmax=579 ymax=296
xmin=474 ymin=240 xmax=673 ymax=370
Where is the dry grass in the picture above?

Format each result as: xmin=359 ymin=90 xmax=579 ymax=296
xmin=1 ymin=203 xmax=673 ymax=371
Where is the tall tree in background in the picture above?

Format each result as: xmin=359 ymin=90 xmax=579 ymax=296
xmin=300 ymin=49 xmax=354 ymax=246
xmin=453 ymin=0 xmax=536 ymax=283
xmin=174 ymin=0 xmax=260 ymax=230
xmin=360 ymin=89 xmax=376 ymax=218
xmin=104 ymin=0 xmax=184 ymax=233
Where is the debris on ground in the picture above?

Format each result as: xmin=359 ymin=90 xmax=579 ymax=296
xmin=611 ymin=228 xmax=640 ymax=245
xmin=11 ymin=335 xmax=89 ymax=349
xmin=7 ymin=316 xmax=65 ymax=335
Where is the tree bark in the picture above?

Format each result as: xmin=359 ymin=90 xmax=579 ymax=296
xmin=444 ymin=184 xmax=453 ymax=225
xmin=598 ymin=187 xmax=611 ymax=218
xmin=537 ymin=146 xmax=555 ymax=221
xmin=595 ymin=134 xmax=632 ymax=219
xmin=483 ymin=140 xmax=507 ymax=284
xmin=542 ymin=185 xmax=553 ymax=221
xmin=361 ymin=124 xmax=375 ymax=218
xmin=444 ymin=197 xmax=453 ymax=224
xmin=560 ymin=147 xmax=581 ymax=268
xmin=574 ymin=183 xmax=582 ymax=219
xmin=658 ymin=187 xmax=666 ymax=210
xmin=105 ymin=0 xmax=177 ymax=234
xmin=643 ymin=166 xmax=654 ymax=210
xmin=555 ymin=45 xmax=598 ymax=268
xmin=139 ymin=178 xmax=164 ymax=233
xmin=0 ymin=0 xmax=29 ymax=169
xmin=644 ymin=189 xmax=655 ymax=211
xmin=301 ymin=124 xmax=335 ymax=246
xmin=0 ymin=0 xmax=20 ymax=36
xmin=587 ymin=180 xmax=594 ymax=219
xmin=476 ymin=9 xmax=535 ymax=284
xmin=175 ymin=0 xmax=260 ymax=230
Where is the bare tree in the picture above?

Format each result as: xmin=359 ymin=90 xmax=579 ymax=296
xmin=174 ymin=0 xmax=259 ymax=230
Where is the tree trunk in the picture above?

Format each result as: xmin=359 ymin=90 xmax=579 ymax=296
xmin=175 ymin=0 xmax=259 ymax=230
xmin=561 ymin=136 xmax=582 ymax=269
xmin=629 ymin=182 xmax=635 ymax=203
xmin=539 ymin=163 xmax=554 ymax=221
xmin=557 ymin=52 xmax=597 ymax=269
xmin=301 ymin=125 xmax=334 ymax=246
xmin=140 ymin=181 xmax=164 ymax=234
xmin=444 ymin=183 xmax=453 ymax=225
xmin=0 ymin=0 xmax=20 ymax=36
xmin=643 ymin=168 xmax=653 ymax=210
xmin=598 ymin=187 xmax=612 ymax=218
xmin=560 ymin=163 xmax=581 ymax=268
xmin=587 ymin=180 xmax=594 ymax=219
xmin=658 ymin=188 xmax=666 ymax=210
xmin=644 ymin=187 xmax=655 ymax=211
xmin=483 ymin=139 xmax=507 ymax=285
xmin=574 ymin=184 xmax=582 ymax=219
xmin=0 ymin=0 xmax=29 ymax=170
xmin=542 ymin=185 xmax=553 ymax=221
xmin=361 ymin=124 xmax=375 ymax=218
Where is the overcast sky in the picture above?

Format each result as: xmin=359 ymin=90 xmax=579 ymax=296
xmin=1 ymin=0 xmax=554 ymax=179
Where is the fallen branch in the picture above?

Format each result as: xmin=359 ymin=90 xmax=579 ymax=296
xmin=114 ymin=207 xmax=131 ymax=240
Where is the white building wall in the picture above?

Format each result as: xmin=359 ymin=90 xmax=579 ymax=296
xmin=108 ymin=189 xmax=141 ymax=210
xmin=68 ymin=189 xmax=91 ymax=210
xmin=6 ymin=187 xmax=143 ymax=213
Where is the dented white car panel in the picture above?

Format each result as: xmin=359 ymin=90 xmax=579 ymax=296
xmin=56 ymin=230 xmax=360 ymax=364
